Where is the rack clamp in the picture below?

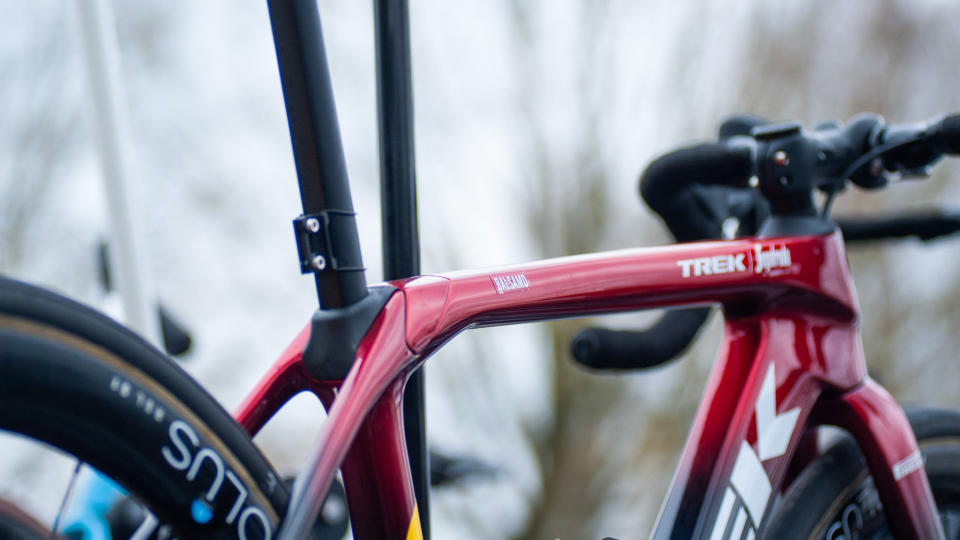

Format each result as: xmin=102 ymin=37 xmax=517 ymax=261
xmin=292 ymin=210 xmax=365 ymax=274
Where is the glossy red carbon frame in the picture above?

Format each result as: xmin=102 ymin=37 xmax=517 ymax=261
xmin=235 ymin=231 xmax=944 ymax=539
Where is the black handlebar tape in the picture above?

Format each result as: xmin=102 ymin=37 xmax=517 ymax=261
xmin=718 ymin=114 xmax=770 ymax=140
xmin=934 ymin=113 xmax=960 ymax=155
xmin=571 ymin=143 xmax=751 ymax=372
xmin=836 ymin=212 xmax=960 ymax=243
xmin=571 ymin=308 xmax=711 ymax=370
xmin=572 ymin=144 xmax=749 ymax=372
xmin=640 ymin=143 xmax=753 ymax=241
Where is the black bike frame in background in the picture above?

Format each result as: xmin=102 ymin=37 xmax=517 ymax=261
xmin=373 ymin=0 xmax=431 ymax=537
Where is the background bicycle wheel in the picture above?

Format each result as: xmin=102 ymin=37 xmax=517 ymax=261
xmin=1 ymin=1 xmax=959 ymax=539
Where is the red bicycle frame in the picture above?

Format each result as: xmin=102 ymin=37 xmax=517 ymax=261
xmin=235 ymin=230 xmax=943 ymax=539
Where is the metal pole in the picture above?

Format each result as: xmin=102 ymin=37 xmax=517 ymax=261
xmin=75 ymin=0 xmax=160 ymax=346
xmin=74 ymin=4 xmax=163 ymax=536
xmin=267 ymin=0 xmax=368 ymax=309
xmin=373 ymin=0 xmax=429 ymax=536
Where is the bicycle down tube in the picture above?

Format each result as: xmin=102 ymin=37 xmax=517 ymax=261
xmin=236 ymin=230 xmax=944 ymax=539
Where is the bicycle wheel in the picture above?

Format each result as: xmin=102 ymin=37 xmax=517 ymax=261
xmin=0 ymin=496 xmax=55 ymax=539
xmin=762 ymin=406 xmax=960 ymax=539
xmin=0 ymin=276 xmax=289 ymax=539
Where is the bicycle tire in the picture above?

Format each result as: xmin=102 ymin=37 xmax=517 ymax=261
xmin=0 ymin=276 xmax=290 ymax=539
xmin=762 ymin=406 xmax=960 ymax=539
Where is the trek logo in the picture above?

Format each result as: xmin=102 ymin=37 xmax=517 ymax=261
xmin=491 ymin=273 xmax=530 ymax=294
xmin=709 ymin=364 xmax=801 ymax=540
xmin=676 ymin=254 xmax=747 ymax=278
xmin=677 ymin=244 xmax=793 ymax=279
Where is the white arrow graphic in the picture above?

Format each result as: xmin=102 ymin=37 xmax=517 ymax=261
xmin=714 ymin=363 xmax=803 ymax=537
xmin=756 ymin=363 xmax=800 ymax=461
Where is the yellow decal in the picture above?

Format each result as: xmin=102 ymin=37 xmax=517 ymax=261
xmin=406 ymin=504 xmax=423 ymax=540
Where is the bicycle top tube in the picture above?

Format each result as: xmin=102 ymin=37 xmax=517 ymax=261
xmin=402 ymin=231 xmax=856 ymax=354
